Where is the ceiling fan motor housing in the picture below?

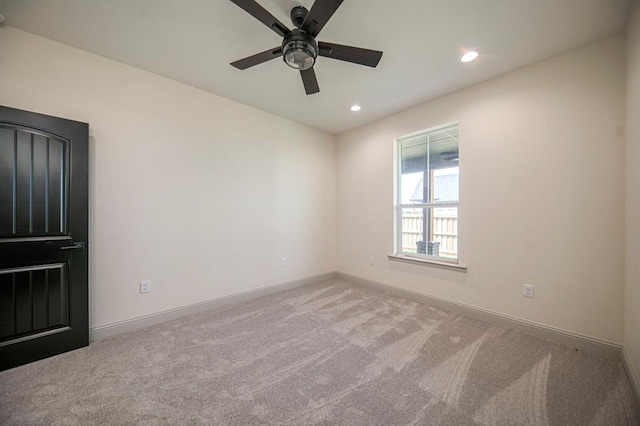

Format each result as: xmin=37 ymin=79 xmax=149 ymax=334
xmin=282 ymin=29 xmax=318 ymax=70
xmin=290 ymin=6 xmax=308 ymax=28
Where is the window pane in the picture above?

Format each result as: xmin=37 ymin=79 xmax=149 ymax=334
xmin=433 ymin=167 xmax=459 ymax=202
xmin=400 ymin=207 xmax=458 ymax=259
xmin=401 ymin=207 xmax=425 ymax=254
xmin=401 ymin=172 xmax=424 ymax=204
xmin=399 ymin=125 xmax=459 ymax=204
xmin=431 ymin=207 xmax=458 ymax=259
xmin=400 ymin=136 xmax=428 ymax=204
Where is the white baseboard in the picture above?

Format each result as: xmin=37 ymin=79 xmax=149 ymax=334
xmin=622 ymin=346 xmax=640 ymax=405
xmin=90 ymin=271 xmax=337 ymax=342
xmin=90 ymin=270 xmax=625 ymax=361
xmin=337 ymin=272 xmax=623 ymax=359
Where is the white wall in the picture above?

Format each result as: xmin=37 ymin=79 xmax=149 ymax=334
xmin=0 ymin=27 xmax=337 ymax=329
xmin=0 ymin=25 xmax=630 ymax=347
xmin=337 ymin=36 xmax=626 ymax=343
xmin=625 ymin=0 xmax=640 ymax=380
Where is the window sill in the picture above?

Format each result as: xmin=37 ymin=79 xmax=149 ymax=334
xmin=388 ymin=254 xmax=468 ymax=272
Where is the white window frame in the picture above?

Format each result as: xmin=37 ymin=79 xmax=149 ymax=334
xmin=394 ymin=122 xmax=460 ymax=264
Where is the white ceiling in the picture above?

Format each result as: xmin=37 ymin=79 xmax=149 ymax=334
xmin=0 ymin=0 xmax=632 ymax=134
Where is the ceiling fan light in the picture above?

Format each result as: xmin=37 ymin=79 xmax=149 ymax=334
xmin=283 ymin=40 xmax=317 ymax=70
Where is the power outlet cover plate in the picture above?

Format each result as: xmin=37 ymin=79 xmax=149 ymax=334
xmin=140 ymin=280 xmax=151 ymax=294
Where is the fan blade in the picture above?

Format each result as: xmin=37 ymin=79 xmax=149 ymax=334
xmin=300 ymin=68 xmax=320 ymax=95
xmin=229 ymin=0 xmax=291 ymax=37
xmin=318 ymin=42 xmax=383 ymax=67
xmin=302 ymin=0 xmax=344 ymax=38
xmin=231 ymin=47 xmax=283 ymax=70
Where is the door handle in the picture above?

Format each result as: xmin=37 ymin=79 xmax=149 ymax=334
xmin=60 ymin=242 xmax=85 ymax=250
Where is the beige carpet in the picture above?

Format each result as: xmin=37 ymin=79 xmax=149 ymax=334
xmin=1 ymin=277 xmax=638 ymax=425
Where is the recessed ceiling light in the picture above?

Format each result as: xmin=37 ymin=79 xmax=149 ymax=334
xmin=461 ymin=51 xmax=479 ymax=63
xmin=350 ymin=105 xmax=362 ymax=112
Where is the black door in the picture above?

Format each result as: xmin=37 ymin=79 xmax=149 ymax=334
xmin=0 ymin=106 xmax=89 ymax=371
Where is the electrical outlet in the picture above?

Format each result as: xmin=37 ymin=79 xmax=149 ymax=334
xmin=369 ymin=256 xmax=375 ymax=266
xmin=140 ymin=280 xmax=151 ymax=294
xmin=523 ymin=283 xmax=534 ymax=298
xmin=280 ymin=258 xmax=287 ymax=267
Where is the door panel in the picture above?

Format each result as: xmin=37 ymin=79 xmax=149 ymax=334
xmin=0 ymin=126 xmax=68 ymax=236
xmin=0 ymin=263 xmax=69 ymax=340
xmin=0 ymin=106 xmax=88 ymax=371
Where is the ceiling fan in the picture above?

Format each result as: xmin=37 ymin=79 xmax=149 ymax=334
xmin=229 ymin=0 xmax=383 ymax=95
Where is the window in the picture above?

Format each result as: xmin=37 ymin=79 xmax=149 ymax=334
xmin=395 ymin=123 xmax=459 ymax=263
